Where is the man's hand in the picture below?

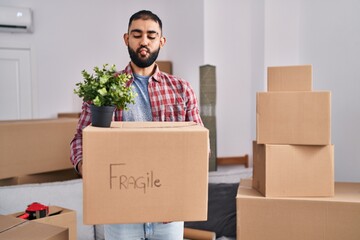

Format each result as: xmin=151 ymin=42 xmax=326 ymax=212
xmin=77 ymin=161 xmax=83 ymax=176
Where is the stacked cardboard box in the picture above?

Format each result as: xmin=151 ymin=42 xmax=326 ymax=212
xmin=236 ymin=182 xmax=360 ymax=240
xmin=236 ymin=65 xmax=360 ymax=239
xmin=254 ymin=64 xmax=333 ymax=197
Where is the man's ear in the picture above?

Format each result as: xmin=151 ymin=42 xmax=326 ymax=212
xmin=123 ymin=33 xmax=129 ymax=46
xmin=160 ymin=36 xmax=166 ymax=48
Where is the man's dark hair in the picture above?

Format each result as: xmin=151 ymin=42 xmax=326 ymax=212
xmin=128 ymin=10 xmax=163 ymax=33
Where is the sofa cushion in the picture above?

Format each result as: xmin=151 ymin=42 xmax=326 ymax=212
xmin=184 ymin=182 xmax=239 ymax=238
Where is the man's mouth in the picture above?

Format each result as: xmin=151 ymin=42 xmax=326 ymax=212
xmin=138 ymin=48 xmax=149 ymax=57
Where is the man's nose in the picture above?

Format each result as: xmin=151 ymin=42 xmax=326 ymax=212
xmin=140 ymin=35 xmax=149 ymax=46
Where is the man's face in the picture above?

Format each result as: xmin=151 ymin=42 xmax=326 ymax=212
xmin=124 ymin=19 xmax=165 ymax=68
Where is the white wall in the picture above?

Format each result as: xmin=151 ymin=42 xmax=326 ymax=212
xmin=264 ymin=0 xmax=301 ymax=67
xmin=0 ymin=0 xmax=204 ymax=118
xmin=204 ymin=0 xmax=265 ymax=162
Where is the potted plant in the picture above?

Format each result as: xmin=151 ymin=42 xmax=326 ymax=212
xmin=74 ymin=64 xmax=135 ymax=127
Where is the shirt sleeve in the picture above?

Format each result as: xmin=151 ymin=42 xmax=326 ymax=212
xmin=183 ymin=81 xmax=210 ymax=155
xmin=70 ymin=101 xmax=92 ymax=173
xmin=184 ymin=81 xmax=203 ymax=126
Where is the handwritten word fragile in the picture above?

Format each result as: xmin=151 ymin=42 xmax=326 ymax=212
xmin=109 ymin=163 xmax=162 ymax=193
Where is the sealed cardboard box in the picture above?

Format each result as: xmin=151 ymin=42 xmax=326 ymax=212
xmin=239 ymin=178 xmax=252 ymax=188
xmin=252 ymin=142 xmax=334 ymax=197
xmin=0 ymin=169 xmax=80 ymax=187
xmin=9 ymin=206 xmax=76 ymax=240
xmin=236 ymin=182 xmax=360 ymax=240
xmin=0 ymin=215 xmax=68 ymax=240
xmin=256 ymin=91 xmax=331 ymax=145
xmin=156 ymin=61 xmax=172 ymax=74
xmin=0 ymin=118 xmax=78 ymax=179
xmin=267 ymin=65 xmax=313 ymax=91
xmin=57 ymin=112 xmax=81 ymax=119
xmin=83 ymin=121 xmax=209 ymax=224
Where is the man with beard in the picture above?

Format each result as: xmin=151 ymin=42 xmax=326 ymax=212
xmin=70 ymin=10 xmax=203 ymax=240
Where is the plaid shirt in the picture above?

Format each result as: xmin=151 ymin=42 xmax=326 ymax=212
xmin=70 ymin=63 xmax=203 ymax=171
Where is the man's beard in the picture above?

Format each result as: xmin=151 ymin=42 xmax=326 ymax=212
xmin=128 ymin=46 xmax=160 ymax=68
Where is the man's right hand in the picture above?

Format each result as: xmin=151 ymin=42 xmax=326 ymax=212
xmin=77 ymin=161 xmax=83 ymax=176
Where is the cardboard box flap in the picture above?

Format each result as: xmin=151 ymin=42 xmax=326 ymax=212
xmin=0 ymin=118 xmax=78 ymax=125
xmin=0 ymin=215 xmax=25 ymax=233
xmin=48 ymin=206 xmax=63 ymax=216
xmin=85 ymin=121 xmax=204 ymax=132
xmin=0 ymin=215 xmax=68 ymax=240
xmin=111 ymin=121 xmax=199 ymax=129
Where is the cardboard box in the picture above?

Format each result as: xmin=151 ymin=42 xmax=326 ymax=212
xmin=239 ymin=178 xmax=252 ymax=188
xmin=0 ymin=215 xmax=68 ymax=240
xmin=9 ymin=206 xmax=76 ymax=240
xmin=0 ymin=118 xmax=79 ymax=179
xmin=267 ymin=65 xmax=312 ymax=91
xmin=256 ymin=91 xmax=331 ymax=145
xmin=236 ymin=182 xmax=360 ymax=240
xmin=252 ymin=142 xmax=334 ymax=197
xmin=156 ymin=61 xmax=172 ymax=74
xmin=57 ymin=112 xmax=81 ymax=119
xmin=0 ymin=169 xmax=81 ymax=187
xmin=83 ymin=121 xmax=209 ymax=224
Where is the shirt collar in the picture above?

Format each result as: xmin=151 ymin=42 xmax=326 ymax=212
xmin=123 ymin=63 xmax=163 ymax=83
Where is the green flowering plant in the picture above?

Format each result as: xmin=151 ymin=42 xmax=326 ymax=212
xmin=74 ymin=64 xmax=135 ymax=110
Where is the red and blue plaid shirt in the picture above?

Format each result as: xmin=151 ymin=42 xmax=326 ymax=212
xmin=70 ymin=63 xmax=203 ymax=170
